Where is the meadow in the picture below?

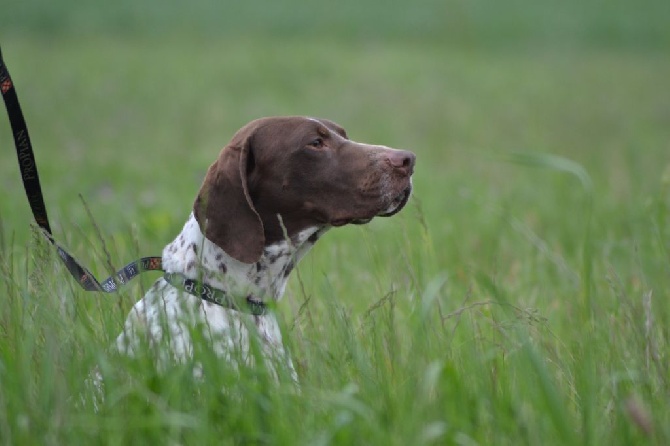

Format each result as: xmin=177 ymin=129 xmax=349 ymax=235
xmin=1 ymin=0 xmax=669 ymax=444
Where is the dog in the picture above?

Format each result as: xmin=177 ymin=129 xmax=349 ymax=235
xmin=114 ymin=116 xmax=416 ymax=381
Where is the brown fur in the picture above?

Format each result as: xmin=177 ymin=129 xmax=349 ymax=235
xmin=194 ymin=116 xmax=415 ymax=264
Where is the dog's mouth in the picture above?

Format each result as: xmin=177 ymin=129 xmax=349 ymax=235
xmin=377 ymin=185 xmax=412 ymax=218
xmin=330 ymin=185 xmax=413 ymax=227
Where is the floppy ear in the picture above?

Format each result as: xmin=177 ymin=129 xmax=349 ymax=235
xmin=193 ymin=134 xmax=264 ymax=264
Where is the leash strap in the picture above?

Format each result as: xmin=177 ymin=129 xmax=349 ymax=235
xmin=0 ymin=47 xmax=266 ymax=314
xmin=0 ymin=46 xmax=164 ymax=292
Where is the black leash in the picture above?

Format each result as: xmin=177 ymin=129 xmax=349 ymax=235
xmin=0 ymin=46 xmax=265 ymax=315
xmin=0 ymin=45 xmax=163 ymax=292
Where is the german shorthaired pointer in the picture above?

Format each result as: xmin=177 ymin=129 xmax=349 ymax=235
xmin=115 ymin=116 xmax=416 ymax=380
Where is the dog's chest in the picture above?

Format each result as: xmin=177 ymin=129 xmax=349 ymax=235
xmin=116 ymin=214 xmax=326 ymax=371
xmin=161 ymin=214 xmax=324 ymax=301
xmin=118 ymin=279 xmax=284 ymax=363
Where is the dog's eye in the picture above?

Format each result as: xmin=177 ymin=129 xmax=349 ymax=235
xmin=308 ymin=138 xmax=324 ymax=149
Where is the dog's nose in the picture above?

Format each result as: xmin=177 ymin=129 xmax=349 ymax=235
xmin=386 ymin=150 xmax=416 ymax=176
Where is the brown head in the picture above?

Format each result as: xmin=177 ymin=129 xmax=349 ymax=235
xmin=194 ymin=116 xmax=416 ymax=263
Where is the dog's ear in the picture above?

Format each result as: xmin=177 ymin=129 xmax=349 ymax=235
xmin=194 ymin=129 xmax=264 ymax=264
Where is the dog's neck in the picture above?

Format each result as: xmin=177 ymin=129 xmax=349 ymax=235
xmin=161 ymin=213 xmax=327 ymax=302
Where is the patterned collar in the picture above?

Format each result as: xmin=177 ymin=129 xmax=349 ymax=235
xmin=163 ymin=272 xmax=267 ymax=316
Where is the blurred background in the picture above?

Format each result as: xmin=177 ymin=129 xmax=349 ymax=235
xmin=1 ymin=0 xmax=669 ymax=292
xmin=3 ymin=0 xmax=669 ymax=46
xmin=2 ymin=2 xmax=670 ymax=442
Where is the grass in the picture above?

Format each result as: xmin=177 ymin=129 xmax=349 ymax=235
xmin=1 ymin=1 xmax=670 ymax=444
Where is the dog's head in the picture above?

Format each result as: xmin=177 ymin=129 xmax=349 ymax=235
xmin=194 ymin=116 xmax=416 ymax=263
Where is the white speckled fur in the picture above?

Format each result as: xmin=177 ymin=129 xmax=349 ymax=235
xmin=115 ymin=213 xmax=327 ymax=380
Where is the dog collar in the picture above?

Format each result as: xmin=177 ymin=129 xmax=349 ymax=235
xmin=163 ymin=272 xmax=267 ymax=316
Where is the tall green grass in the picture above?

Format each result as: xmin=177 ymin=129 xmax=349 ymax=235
xmin=2 ymin=1 xmax=670 ymax=443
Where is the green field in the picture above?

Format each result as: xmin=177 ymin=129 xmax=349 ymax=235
xmin=1 ymin=1 xmax=670 ymax=444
